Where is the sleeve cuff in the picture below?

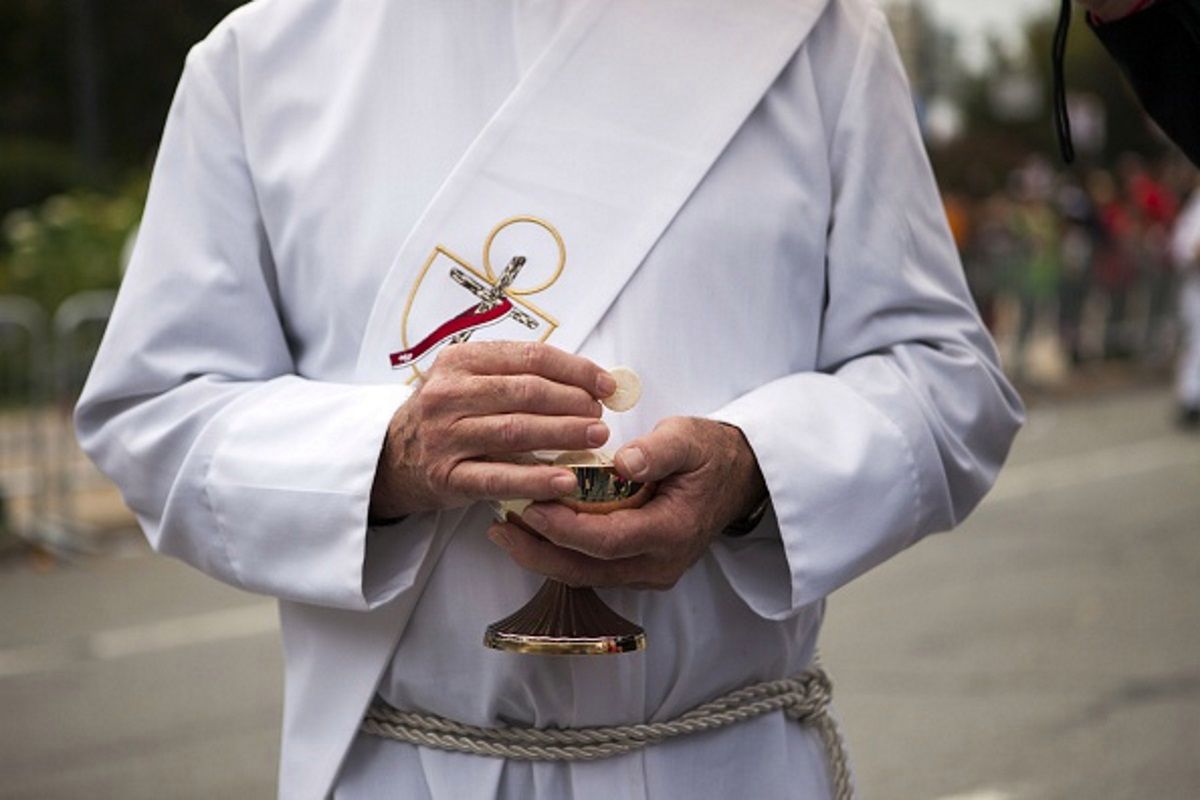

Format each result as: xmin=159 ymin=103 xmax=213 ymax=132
xmin=204 ymin=379 xmax=418 ymax=609
xmin=705 ymin=363 xmax=944 ymax=619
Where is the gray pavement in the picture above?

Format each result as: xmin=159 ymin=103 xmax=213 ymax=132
xmin=0 ymin=386 xmax=1197 ymax=799
xmin=824 ymin=387 xmax=1200 ymax=800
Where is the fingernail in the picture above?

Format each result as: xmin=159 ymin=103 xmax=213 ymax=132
xmin=522 ymin=508 xmax=547 ymax=532
xmin=587 ymin=422 xmax=610 ymax=447
xmin=551 ymin=473 xmax=577 ymax=493
xmin=488 ymin=529 xmax=512 ymax=550
xmin=596 ymin=372 xmax=617 ymax=397
xmin=618 ymin=446 xmax=647 ymax=478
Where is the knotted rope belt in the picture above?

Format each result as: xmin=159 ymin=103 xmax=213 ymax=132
xmin=361 ymin=665 xmax=854 ymax=799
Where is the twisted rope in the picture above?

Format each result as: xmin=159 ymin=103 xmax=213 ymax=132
xmin=362 ymin=665 xmax=853 ymax=799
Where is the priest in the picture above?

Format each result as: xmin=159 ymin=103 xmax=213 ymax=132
xmin=76 ymin=0 xmax=1024 ymax=797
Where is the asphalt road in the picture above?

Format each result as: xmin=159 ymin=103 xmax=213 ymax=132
xmin=1 ymin=387 xmax=1197 ymax=799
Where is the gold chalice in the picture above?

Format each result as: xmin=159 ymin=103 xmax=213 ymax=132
xmin=485 ymin=451 xmax=653 ymax=655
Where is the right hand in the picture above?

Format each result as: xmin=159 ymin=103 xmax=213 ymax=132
xmin=369 ymin=341 xmax=617 ymax=518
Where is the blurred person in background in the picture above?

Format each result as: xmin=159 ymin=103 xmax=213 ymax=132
xmin=962 ymin=196 xmax=1014 ymax=334
xmin=945 ymin=192 xmax=995 ymax=328
xmin=1088 ymin=170 xmax=1140 ymax=359
xmin=1171 ymin=178 xmax=1200 ymax=427
xmin=1011 ymin=169 xmax=1063 ymax=381
xmin=1119 ymin=155 xmax=1180 ymax=361
xmin=1056 ymin=175 xmax=1100 ymax=365
xmin=1073 ymin=0 xmax=1200 ymax=165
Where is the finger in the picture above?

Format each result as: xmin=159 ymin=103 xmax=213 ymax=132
xmin=518 ymin=498 xmax=678 ymax=560
xmin=456 ymin=375 xmax=603 ymax=418
xmin=453 ymin=413 xmax=609 ymax=455
xmin=614 ymin=417 xmax=703 ymax=482
xmin=446 ymin=462 xmax=578 ymax=501
xmin=439 ymin=341 xmax=616 ymax=398
xmin=486 ymin=521 xmax=644 ymax=588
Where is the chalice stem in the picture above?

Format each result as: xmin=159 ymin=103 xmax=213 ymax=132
xmin=484 ymin=579 xmax=646 ymax=655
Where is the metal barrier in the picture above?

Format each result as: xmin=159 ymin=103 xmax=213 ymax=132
xmin=0 ymin=291 xmax=127 ymax=554
xmin=0 ymin=296 xmax=50 ymax=543
xmin=50 ymin=290 xmax=118 ymax=549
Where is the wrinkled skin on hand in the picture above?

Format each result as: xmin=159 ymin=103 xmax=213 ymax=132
xmin=370 ymin=341 xmax=617 ymax=519
xmin=486 ymin=416 xmax=767 ymax=591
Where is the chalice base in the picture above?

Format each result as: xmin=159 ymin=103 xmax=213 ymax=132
xmin=484 ymin=579 xmax=646 ymax=656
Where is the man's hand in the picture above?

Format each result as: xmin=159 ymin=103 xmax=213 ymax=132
xmin=486 ymin=417 xmax=767 ymax=590
xmin=370 ymin=342 xmax=617 ymax=518
xmin=1075 ymin=0 xmax=1150 ymax=21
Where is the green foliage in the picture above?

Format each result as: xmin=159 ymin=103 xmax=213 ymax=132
xmin=0 ymin=177 xmax=146 ymax=313
xmin=1 ymin=1 xmax=246 ymax=213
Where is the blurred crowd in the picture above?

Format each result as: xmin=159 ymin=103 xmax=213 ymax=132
xmin=945 ymin=156 xmax=1198 ymax=387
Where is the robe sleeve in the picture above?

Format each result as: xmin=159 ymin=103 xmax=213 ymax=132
xmin=74 ymin=35 xmax=422 ymax=611
xmin=707 ymin=8 xmax=1024 ymax=620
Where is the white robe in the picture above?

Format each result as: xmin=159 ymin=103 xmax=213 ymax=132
xmin=75 ymin=0 xmax=1024 ymax=798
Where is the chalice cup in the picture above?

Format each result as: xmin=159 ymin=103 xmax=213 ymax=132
xmin=485 ymin=454 xmax=653 ymax=655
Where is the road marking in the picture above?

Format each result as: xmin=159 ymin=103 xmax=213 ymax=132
xmin=987 ymin=435 xmax=1200 ymax=503
xmin=933 ymin=788 xmax=1018 ymax=800
xmin=0 ymin=603 xmax=277 ymax=679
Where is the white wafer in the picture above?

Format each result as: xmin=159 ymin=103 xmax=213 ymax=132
xmin=602 ymin=366 xmax=642 ymax=412
xmin=552 ymin=450 xmax=613 ymax=467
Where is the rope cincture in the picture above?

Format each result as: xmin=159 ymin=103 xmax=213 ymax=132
xmin=362 ymin=666 xmax=854 ymax=800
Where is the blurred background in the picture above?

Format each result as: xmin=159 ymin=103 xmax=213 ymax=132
xmin=1 ymin=1 xmax=1197 ymax=798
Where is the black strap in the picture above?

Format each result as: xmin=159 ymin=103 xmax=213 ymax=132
xmin=1053 ymin=0 xmax=1076 ymax=163
xmin=368 ymin=514 xmax=408 ymax=527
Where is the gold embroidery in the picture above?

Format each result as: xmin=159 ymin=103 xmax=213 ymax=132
xmin=397 ymin=217 xmax=566 ymax=383
xmin=481 ymin=216 xmax=566 ymax=296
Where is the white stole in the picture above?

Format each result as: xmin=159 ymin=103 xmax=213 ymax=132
xmin=354 ymin=0 xmax=830 ymax=383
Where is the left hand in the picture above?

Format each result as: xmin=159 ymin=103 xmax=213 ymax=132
xmin=486 ymin=416 xmax=766 ymax=590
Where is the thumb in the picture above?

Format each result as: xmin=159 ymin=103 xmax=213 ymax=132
xmin=614 ymin=417 xmax=703 ymax=482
